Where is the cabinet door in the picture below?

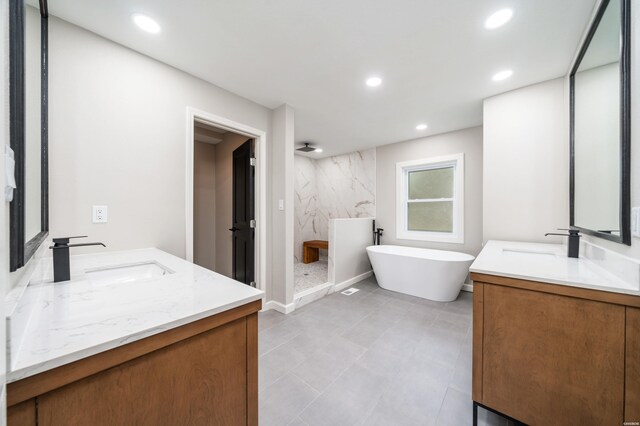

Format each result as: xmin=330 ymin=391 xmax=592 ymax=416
xmin=482 ymin=284 xmax=625 ymax=425
xmin=7 ymin=399 xmax=36 ymax=426
xmin=627 ymin=307 xmax=640 ymax=421
xmin=37 ymin=318 xmax=248 ymax=425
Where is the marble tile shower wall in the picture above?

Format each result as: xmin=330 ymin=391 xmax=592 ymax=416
xmin=294 ymin=149 xmax=376 ymax=262
xmin=294 ymin=156 xmax=320 ymax=262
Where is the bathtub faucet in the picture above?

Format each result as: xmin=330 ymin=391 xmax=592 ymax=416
xmin=374 ymin=228 xmax=384 ymax=245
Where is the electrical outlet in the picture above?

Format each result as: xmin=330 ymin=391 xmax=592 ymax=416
xmin=632 ymin=207 xmax=640 ymax=238
xmin=93 ymin=205 xmax=108 ymax=223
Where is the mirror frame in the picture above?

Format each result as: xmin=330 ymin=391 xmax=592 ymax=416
xmin=569 ymin=0 xmax=631 ymax=246
xmin=9 ymin=0 xmax=49 ymax=272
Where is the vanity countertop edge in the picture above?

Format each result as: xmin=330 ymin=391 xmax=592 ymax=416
xmin=6 ymin=247 xmax=264 ymax=383
xmin=470 ymin=240 xmax=640 ymax=298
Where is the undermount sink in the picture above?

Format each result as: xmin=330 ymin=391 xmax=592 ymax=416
xmin=84 ymin=261 xmax=174 ymax=284
xmin=502 ymin=248 xmax=558 ymax=256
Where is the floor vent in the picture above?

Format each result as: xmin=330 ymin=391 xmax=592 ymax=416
xmin=341 ymin=288 xmax=360 ymax=296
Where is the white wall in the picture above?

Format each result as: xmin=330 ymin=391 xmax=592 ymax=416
xmin=47 ymin=16 xmax=272 ymax=262
xmin=328 ymin=218 xmax=373 ymax=285
xmin=483 ymin=79 xmax=568 ymax=244
xmin=376 ymin=127 xmax=483 ymax=256
xmin=270 ymin=104 xmax=294 ymax=305
xmin=0 ymin=0 xmax=8 ymax=420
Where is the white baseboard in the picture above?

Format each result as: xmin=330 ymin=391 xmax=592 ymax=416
xmin=462 ymin=283 xmax=473 ymax=293
xmin=262 ymin=300 xmax=295 ymax=314
xmin=330 ymin=270 xmax=373 ymax=294
xmin=286 ymin=271 xmax=374 ymax=313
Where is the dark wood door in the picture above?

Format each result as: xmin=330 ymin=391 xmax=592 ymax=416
xmin=231 ymin=139 xmax=255 ymax=286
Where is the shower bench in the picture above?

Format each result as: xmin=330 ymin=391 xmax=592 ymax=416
xmin=303 ymin=240 xmax=328 ymax=263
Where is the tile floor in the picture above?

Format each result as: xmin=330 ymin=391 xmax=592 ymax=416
xmin=258 ymin=276 xmax=512 ymax=426
xmin=294 ymin=260 xmax=329 ymax=294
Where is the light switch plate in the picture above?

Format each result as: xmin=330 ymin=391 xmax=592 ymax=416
xmin=632 ymin=207 xmax=640 ymax=238
xmin=278 ymin=199 xmax=284 ymax=211
xmin=93 ymin=205 xmax=108 ymax=223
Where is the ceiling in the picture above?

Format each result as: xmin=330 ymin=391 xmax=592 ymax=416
xmin=46 ymin=0 xmax=597 ymax=157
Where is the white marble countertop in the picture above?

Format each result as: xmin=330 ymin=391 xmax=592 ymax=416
xmin=470 ymin=240 xmax=640 ymax=296
xmin=6 ymin=248 xmax=263 ymax=383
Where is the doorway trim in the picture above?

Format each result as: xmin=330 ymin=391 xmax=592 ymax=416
xmin=185 ymin=107 xmax=267 ymax=293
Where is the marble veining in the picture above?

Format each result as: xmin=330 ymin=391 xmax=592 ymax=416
xmin=471 ymin=240 xmax=640 ymax=296
xmin=294 ymin=149 xmax=376 ymax=263
xmin=7 ymin=248 xmax=263 ymax=383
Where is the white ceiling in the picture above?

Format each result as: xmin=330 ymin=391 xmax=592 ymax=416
xmin=47 ymin=0 xmax=597 ymax=157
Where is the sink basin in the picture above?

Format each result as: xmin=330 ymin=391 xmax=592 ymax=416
xmin=502 ymin=248 xmax=557 ymax=256
xmin=85 ymin=261 xmax=174 ymax=284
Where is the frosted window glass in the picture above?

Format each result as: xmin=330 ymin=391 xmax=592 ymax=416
xmin=407 ymin=201 xmax=453 ymax=232
xmin=408 ymin=167 xmax=453 ymax=199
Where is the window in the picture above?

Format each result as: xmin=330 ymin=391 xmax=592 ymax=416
xmin=396 ymin=153 xmax=464 ymax=243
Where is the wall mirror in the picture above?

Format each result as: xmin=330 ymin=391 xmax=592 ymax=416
xmin=570 ymin=0 xmax=631 ymax=245
xmin=9 ymin=0 xmax=49 ymax=271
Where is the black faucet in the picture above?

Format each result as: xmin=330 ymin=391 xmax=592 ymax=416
xmin=545 ymin=228 xmax=581 ymax=258
xmin=374 ymin=228 xmax=384 ymax=245
xmin=49 ymin=236 xmax=106 ymax=282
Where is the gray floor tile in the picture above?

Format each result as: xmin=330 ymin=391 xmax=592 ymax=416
xmin=259 ymin=277 xmax=488 ymax=425
xmin=259 ymin=320 xmax=301 ymax=356
xmin=259 ymin=309 xmax=288 ymax=332
xmin=449 ymin=346 xmax=472 ymax=394
xmin=435 ymin=387 xmax=474 ymax=426
xmin=299 ymin=364 xmax=388 ymax=426
xmin=367 ymin=329 xmax=420 ymax=360
xmin=259 ymin=340 xmax=307 ymax=392
xmin=413 ymin=326 xmax=465 ymax=368
xmin=341 ymin=315 xmax=392 ymax=348
xmin=288 ymin=417 xmax=309 ymax=426
xmin=478 ymin=408 xmax=509 ymax=426
xmin=259 ymin=373 xmax=319 ymax=426
xmin=356 ymin=345 xmax=409 ymax=381
xmin=365 ymin=371 xmax=448 ymax=426
xmin=290 ymin=335 xmax=366 ymax=392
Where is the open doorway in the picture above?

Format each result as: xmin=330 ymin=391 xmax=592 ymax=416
xmin=185 ymin=108 xmax=267 ymax=294
xmin=192 ymin=120 xmax=255 ymax=286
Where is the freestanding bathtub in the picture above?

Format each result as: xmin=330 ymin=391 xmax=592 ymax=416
xmin=366 ymin=245 xmax=475 ymax=302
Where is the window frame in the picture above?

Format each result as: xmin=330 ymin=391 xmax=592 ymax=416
xmin=395 ymin=153 xmax=464 ymax=244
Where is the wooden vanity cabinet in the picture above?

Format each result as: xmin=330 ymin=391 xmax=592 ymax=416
xmin=471 ymin=273 xmax=640 ymax=425
xmin=7 ymin=300 xmax=261 ymax=426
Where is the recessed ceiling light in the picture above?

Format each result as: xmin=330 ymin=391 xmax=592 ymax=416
xmin=416 ymin=124 xmax=428 ymax=130
xmin=315 ymin=148 xmax=323 ymax=153
xmin=485 ymin=9 xmax=513 ymax=30
xmin=366 ymin=76 xmax=382 ymax=87
xmin=132 ymin=13 xmax=161 ymax=34
xmin=492 ymin=69 xmax=513 ymax=81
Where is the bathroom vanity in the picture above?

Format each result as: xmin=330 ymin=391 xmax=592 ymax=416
xmin=5 ymin=248 xmax=263 ymax=425
xmin=470 ymin=241 xmax=640 ymax=425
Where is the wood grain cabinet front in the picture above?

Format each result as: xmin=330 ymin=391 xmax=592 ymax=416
xmin=627 ymin=307 xmax=640 ymax=422
xmin=7 ymin=301 xmax=260 ymax=426
xmin=471 ymin=274 xmax=640 ymax=425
